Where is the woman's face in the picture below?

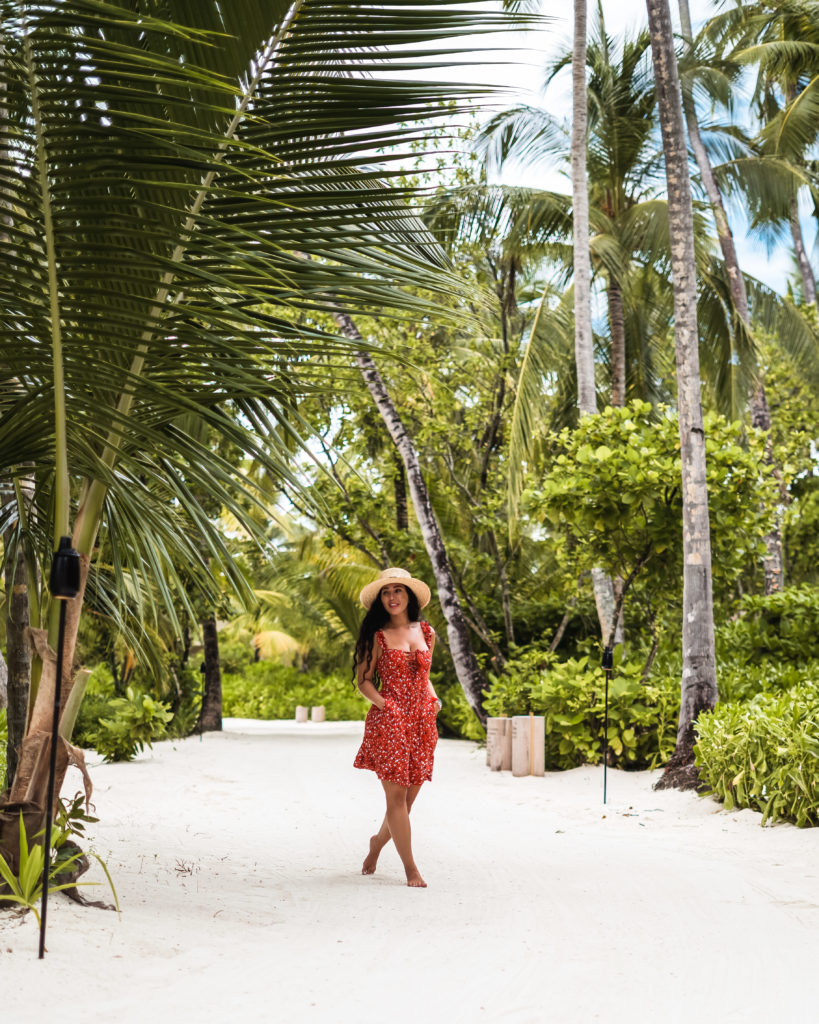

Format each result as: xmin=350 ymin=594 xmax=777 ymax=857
xmin=380 ymin=584 xmax=409 ymax=617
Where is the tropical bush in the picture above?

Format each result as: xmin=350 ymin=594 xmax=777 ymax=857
xmin=717 ymin=585 xmax=819 ymax=665
xmin=86 ymin=689 xmax=173 ymax=763
xmin=221 ymin=662 xmax=367 ymax=722
xmin=695 ymin=681 xmax=819 ymax=827
xmin=73 ymin=667 xmax=173 ymax=762
xmin=483 ymin=647 xmax=679 ymax=770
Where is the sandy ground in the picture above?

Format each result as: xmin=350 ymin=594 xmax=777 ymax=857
xmin=2 ymin=719 xmax=818 ymax=1024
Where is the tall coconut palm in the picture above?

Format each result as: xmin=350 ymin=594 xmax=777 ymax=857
xmin=678 ymin=0 xmax=783 ymax=592
xmin=481 ymin=6 xmax=667 ymax=411
xmin=646 ymin=0 xmax=717 ymax=789
xmin=0 ymin=0 xmax=536 ymax=814
xmin=572 ymin=0 xmax=597 ymax=418
xmin=333 ymin=310 xmax=489 ymax=720
xmin=706 ymin=0 xmax=819 ymax=304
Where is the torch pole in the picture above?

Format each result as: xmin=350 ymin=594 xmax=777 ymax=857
xmin=38 ymin=599 xmax=67 ymax=959
xmin=601 ymin=645 xmax=614 ymax=805
xmin=37 ymin=536 xmax=80 ymax=959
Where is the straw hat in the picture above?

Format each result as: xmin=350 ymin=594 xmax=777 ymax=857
xmin=359 ymin=567 xmax=431 ymax=610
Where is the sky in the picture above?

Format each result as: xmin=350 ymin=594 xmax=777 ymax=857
xmin=452 ymin=0 xmax=812 ymax=295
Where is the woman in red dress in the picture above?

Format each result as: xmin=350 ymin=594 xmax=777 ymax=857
xmin=353 ymin=567 xmax=441 ymax=888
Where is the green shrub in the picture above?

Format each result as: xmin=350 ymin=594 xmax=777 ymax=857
xmin=695 ymin=681 xmax=819 ymax=827
xmin=715 ymin=658 xmax=819 ymax=703
xmin=165 ymin=663 xmax=203 ymax=739
xmin=718 ymin=585 xmax=819 ymax=666
xmin=483 ymin=648 xmax=679 ymax=770
xmin=72 ymin=664 xmax=117 ymax=749
xmin=85 ymin=687 xmax=173 ymax=762
xmin=217 ymin=636 xmax=256 ymax=675
xmin=433 ymin=679 xmax=485 ymax=742
xmin=221 ymin=662 xmax=367 ymax=721
xmin=74 ymin=660 xmax=199 ymax=749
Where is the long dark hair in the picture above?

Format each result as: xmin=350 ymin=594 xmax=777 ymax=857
xmin=352 ymin=585 xmax=421 ymax=688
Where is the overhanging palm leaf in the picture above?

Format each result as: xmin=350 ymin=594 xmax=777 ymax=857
xmin=0 ymin=0 xmax=543 ymax=798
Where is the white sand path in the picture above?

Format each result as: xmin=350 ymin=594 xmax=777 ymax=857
xmin=2 ymin=720 xmax=818 ymax=1023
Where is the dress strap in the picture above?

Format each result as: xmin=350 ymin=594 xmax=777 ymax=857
xmin=420 ymin=621 xmax=433 ymax=646
xmin=375 ymin=629 xmax=387 ymax=653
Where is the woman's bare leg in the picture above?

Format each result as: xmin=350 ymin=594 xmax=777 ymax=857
xmin=368 ymin=781 xmax=426 ymax=886
xmin=362 ymin=784 xmax=422 ymax=875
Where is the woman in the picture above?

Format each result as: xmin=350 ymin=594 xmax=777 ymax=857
xmin=353 ymin=567 xmax=441 ymax=888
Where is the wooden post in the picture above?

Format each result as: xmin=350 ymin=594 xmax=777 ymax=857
xmin=512 ymin=714 xmax=545 ymax=777
xmin=486 ymin=717 xmax=512 ymax=771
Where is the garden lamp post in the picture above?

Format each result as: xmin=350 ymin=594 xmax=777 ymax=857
xmin=38 ymin=536 xmax=81 ymax=959
xmin=601 ymin=645 xmax=614 ymax=804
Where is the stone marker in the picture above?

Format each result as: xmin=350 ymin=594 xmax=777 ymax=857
xmin=295 ymin=705 xmax=308 ymax=723
xmin=311 ymin=705 xmax=326 ymax=723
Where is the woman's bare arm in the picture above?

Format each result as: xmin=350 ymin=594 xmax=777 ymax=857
xmin=357 ymin=639 xmax=386 ymax=710
xmin=426 ymin=627 xmax=439 ymax=703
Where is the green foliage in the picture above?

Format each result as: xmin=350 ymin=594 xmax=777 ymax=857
xmin=483 ymin=647 xmax=679 ymax=769
xmin=217 ymin=636 xmax=256 ymax=675
xmin=713 ymin=586 xmax=819 ymax=702
xmin=165 ymin=664 xmax=203 ymax=740
xmin=0 ymin=812 xmax=94 ymax=922
xmin=719 ymin=585 xmax=819 ymax=664
xmin=526 ymin=402 xmax=775 ymax=612
xmin=74 ymin=662 xmax=196 ymax=751
xmin=432 ymin=676 xmax=486 ymax=742
xmin=221 ymin=662 xmax=367 ymax=722
xmin=717 ymin=659 xmax=819 ymax=704
xmin=695 ymin=682 xmax=819 ymax=827
xmin=85 ymin=687 xmax=173 ymax=763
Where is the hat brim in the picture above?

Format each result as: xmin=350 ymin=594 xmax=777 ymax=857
xmin=359 ymin=576 xmax=431 ymax=610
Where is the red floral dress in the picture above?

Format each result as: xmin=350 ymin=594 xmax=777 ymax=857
xmin=354 ymin=621 xmax=439 ymax=787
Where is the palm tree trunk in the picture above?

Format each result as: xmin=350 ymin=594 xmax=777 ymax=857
xmin=393 ymin=451 xmax=409 ymax=531
xmin=789 ymin=195 xmax=817 ymax=305
xmin=608 ymin=278 xmax=627 ymax=408
xmin=333 ymin=311 xmax=488 ymax=721
xmin=572 ymin=0 xmax=596 ymax=416
xmin=487 ymin=530 xmax=515 ymax=647
xmin=573 ymin=0 xmax=620 ymax=643
xmin=679 ymin=0 xmax=783 ymax=594
xmin=3 ymin=536 xmax=32 ymax=789
xmin=197 ymin=615 xmax=223 ymax=733
xmin=647 ymin=0 xmax=718 ymax=789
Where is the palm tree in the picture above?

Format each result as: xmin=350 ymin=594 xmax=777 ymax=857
xmin=706 ymin=0 xmax=819 ymax=304
xmin=332 ymin=310 xmax=489 ymax=720
xmin=678 ymin=0 xmax=784 ymax=592
xmin=572 ymin=0 xmax=597 ymax=418
xmin=482 ymin=6 xmax=667 ymax=412
xmin=0 ymin=0 xmax=535 ymax=813
xmin=646 ymin=0 xmax=718 ymax=789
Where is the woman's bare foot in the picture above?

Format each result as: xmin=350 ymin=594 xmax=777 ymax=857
xmin=406 ymin=870 xmax=427 ymax=888
xmin=362 ymin=835 xmax=383 ymax=875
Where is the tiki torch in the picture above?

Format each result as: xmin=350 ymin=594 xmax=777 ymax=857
xmin=38 ymin=536 xmax=80 ymax=959
xmin=601 ymin=645 xmax=614 ymax=805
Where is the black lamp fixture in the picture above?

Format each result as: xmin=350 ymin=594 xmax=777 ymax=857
xmin=49 ymin=535 xmax=81 ymax=599
xmin=38 ymin=536 xmax=81 ymax=960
